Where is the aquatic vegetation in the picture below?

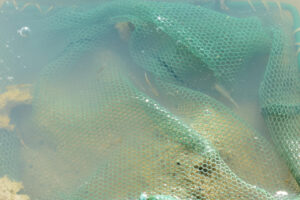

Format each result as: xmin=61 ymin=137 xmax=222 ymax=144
xmin=0 ymin=176 xmax=30 ymax=200
xmin=220 ymin=0 xmax=229 ymax=10
xmin=216 ymin=0 xmax=229 ymax=10
xmin=0 ymin=0 xmax=53 ymax=14
xmin=145 ymin=72 xmax=159 ymax=97
xmin=261 ymin=0 xmax=270 ymax=10
xmin=246 ymin=0 xmax=283 ymax=13
xmin=0 ymin=0 xmax=299 ymax=199
xmin=0 ymin=84 xmax=32 ymax=131
xmin=247 ymin=0 xmax=256 ymax=11
xmin=214 ymin=83 xmax=239 ymax=109
xmin=20 ymin=2 xmax=53 ymax=14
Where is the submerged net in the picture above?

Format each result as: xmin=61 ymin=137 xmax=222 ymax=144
xmin=0 ymin=0 xmax=300 ymax=199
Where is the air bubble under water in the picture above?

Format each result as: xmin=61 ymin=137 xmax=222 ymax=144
xmin=17 ymin=26 xmax=31 ymax=38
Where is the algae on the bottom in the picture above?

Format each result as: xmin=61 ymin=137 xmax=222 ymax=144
xmin=0 ymin=175 xmax=30 ymax=200
xmin=0 ymin=84 xmax=32 ymax=131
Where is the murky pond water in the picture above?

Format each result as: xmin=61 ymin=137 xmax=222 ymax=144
xmin=0 ymin=0 xmax=300 ymax=199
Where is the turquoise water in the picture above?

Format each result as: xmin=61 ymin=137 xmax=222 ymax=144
xmin=0 ymin=0 xmax=300 ymax=199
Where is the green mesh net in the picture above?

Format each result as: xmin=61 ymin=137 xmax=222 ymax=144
xmin=0 ymin=0 xmax=300 ymax=199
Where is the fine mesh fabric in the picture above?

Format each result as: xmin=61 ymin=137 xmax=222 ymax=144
xmin=0 ymin=0 xmax=300 ymax=199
